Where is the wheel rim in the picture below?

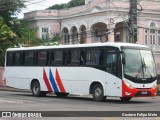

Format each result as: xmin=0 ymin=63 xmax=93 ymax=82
xmin=33 ymin=84 xmax=39 ymax=94
xmin=94 ymin=88 xmax=102 ymax=98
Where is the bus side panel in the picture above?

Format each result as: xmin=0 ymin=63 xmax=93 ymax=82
xmin=5 ymin=67 xmax=48 ymax=91
xmin=45 ymin=67 xmax=106 ymax=95
xmin=6 ymin=67 xmax=31 ymax=90
xmin=105 ymin=73 xmax=122 ymax=97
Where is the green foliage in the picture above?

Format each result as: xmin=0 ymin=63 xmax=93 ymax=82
xmin=14 ymin=21 xmax=44 ymax=47
xmin=45 ymin=34 xmax=61 ymax=46
xmin=47 ymin=3 xmax=68 ymax=10
xmin=0 ymin=0 xmax=25 ymax=26
xmin=0 ymin=17 xmax=16 ymax=66
xmin=0 ymin=0 xmax=25 ymax=66
xmin=47 ymin=0 xmax=85 ymax=10
xmin=0 ymin=17 xmax=16 ymax=42
xmin=68 ymin=0 xmax=85 ymax=8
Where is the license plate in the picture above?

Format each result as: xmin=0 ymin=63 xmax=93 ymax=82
xmin=141 ymin=91 xmax=147 ymax=94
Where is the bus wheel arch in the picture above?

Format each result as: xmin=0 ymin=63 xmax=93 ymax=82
xmin=90 ymin=82 xmax=106 ymax=102
xmin=31 ymin=79 xmax=47 ymax=97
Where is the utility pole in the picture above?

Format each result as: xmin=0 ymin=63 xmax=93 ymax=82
xmin=128 ymin=0 xmax=137 ymax=43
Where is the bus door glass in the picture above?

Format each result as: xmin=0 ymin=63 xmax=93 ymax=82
xmin=105 ymin=49 xmax=122 ymax=78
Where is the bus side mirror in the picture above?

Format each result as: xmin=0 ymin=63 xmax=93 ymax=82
xmin=120 ymin=52 xmax=125 ymax=64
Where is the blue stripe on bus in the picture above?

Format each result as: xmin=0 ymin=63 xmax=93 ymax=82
xmin=49 ymin=69 xmax=59 ymax=92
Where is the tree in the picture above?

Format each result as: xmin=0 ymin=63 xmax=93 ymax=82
xmin=15 ymin=21 xmax=44 ymax=47
xmin=47 ymin=3 xmax=68 ymax=10
xmin=46 ymin=34 xmax=61 ymax=46
xmin=0 ymin=17 xmax=16 ymax=66
xmin=47 ymin=0 xmax=85 ymax=10
xmin=68 ymin=0 xmax=85 ymax=8
xmin=0 ymin=0 xmax=25 ymax=26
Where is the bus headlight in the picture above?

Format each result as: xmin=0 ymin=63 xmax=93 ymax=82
xmin=124 ymin=81 xmax=134 ymax=89
xmin=152 ymin=83 xmax=157 ymax=88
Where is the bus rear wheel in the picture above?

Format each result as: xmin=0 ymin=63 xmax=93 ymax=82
xmin=55 ymin=92 xmax=69 ymax=97
xmin=92 ymin=84 xmax=106 ymax=102
xmin=120 ymin=97 xmax=132 ymax=102
xmin=31 ymin=81 xmax=47 ymax=97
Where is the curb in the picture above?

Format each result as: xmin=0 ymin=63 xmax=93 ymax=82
xmin=0 ymin=86 xmax=31 ymax=93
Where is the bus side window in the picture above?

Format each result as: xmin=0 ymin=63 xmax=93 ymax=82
xmin=48 ymin=51 xmax=54 ymax=65
xmin=7 ymin=52 xmax=14 ymax=66
xmin=13 ymin=52 xmax=21 ymax=66
xmin=80 ymin=51 xmax=85 ymax=65
xmin=67 ymin=51 xmax=71 ymax=65
xmin=54 ymin=51 xmax=63 ymax=66
xmin=63 ymin=51 xmax=67 ymax=65
xmin=86 ymin=49 xmax=102 ymax=66
xmin=24 ymin=51 xmax=35 ymax=66
xmin=37 ymin=51 xmax=48 ymax=66
xmin=70 ymin=50 xmax=80 ymax=66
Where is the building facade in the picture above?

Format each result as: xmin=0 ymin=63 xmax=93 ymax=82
xmin=24 ymin=0 xmax=160 ymax=73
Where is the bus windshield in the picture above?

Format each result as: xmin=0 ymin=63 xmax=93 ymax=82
xmin=123 ymin=48 xmax=156 ymax=79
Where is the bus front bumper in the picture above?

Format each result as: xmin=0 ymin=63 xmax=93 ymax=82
xmin=122 ymin=80 xmax=157 ymax=97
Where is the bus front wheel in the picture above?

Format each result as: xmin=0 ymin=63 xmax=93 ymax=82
xmin=92 ymin=84 xmax=106 ymax=102
xmin=31 ymin=81 xmax=47 ymax=97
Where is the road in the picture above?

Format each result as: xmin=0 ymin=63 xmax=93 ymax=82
xmin=0 ymin=91 xmax=159 ymax=120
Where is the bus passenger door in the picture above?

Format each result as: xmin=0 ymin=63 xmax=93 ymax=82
xmin=105 ymin=51 xmax=122 ymax=97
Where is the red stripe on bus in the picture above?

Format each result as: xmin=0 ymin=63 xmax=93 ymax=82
xmin=55 ymin=68 xmax=66 ymax=93
xmin=43 ymin=69 xmax=52 ymax=92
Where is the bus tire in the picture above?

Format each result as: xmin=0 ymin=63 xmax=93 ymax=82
xmin=92 ymin=84 xmax=106 ymax=102
xmin=31 ymin=81 xmax=47 ymax=97
xmin=120 ymin=97 xmax=132 ymax=102
xmin=55 ymin=92 xmax=69 ymax=97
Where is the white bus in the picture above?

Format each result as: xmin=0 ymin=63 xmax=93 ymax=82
xmin=5 ymin=43 xmax=157 ymax=101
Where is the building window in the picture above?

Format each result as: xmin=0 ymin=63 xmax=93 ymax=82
xmin=158 ymin=36 xmax=160 ymax=45
xmin=41 ymin=27 xmax=49 ymax=40
xmin=150 ymin=35 xmax=156 ymax=44
xmin=64 ymin=34 xmax=70 ymax=44
xmin=150 ymin=22 xmax=156 ymax=28
xmin=150 ymin=29 xmax=155 ymax=34
xmin=150 ymin=29 xmax=156 ymax=45
xmin=145 ymin=35 xmax=148 ymax=44
xmin=145 ymin=29 xmax=148 ymax=33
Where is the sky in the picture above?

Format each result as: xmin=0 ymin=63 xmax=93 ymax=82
xmin=19 ymin=0 xmax=71 ymax=18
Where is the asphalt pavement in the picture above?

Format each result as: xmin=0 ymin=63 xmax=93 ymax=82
xmin=0 ymin=86 xmax=159 ymax=95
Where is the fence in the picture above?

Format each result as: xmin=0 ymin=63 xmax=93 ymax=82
xmin=0 ymin=67 xmax=5 ymax=87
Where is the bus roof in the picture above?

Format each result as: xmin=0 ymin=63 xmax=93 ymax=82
xmin=6 ymin=42 xmax=149 ymax=51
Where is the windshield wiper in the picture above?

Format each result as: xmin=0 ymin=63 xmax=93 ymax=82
xmin=141 ymin=58 xmax=153 ymax=78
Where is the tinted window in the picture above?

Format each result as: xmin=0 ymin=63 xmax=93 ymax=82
xmin=105 ymin=53 xmax=118 ymax=76
xmin=54 ymin=51 xmax=63 ymax=65
xmin=37 ymin=51 xmax=48 ymax=66
xmin=13 ymin=52 xmax=21 ymax=66
xmin=70 ymin=50 xmax=80 ymax=65
xmin=7 ymin=52 xmax=14 ymax=66
xmin=86 ymin=49 xmax=103 ymax=65
xmin=24 ymin=51 xmax=34 ymax=66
